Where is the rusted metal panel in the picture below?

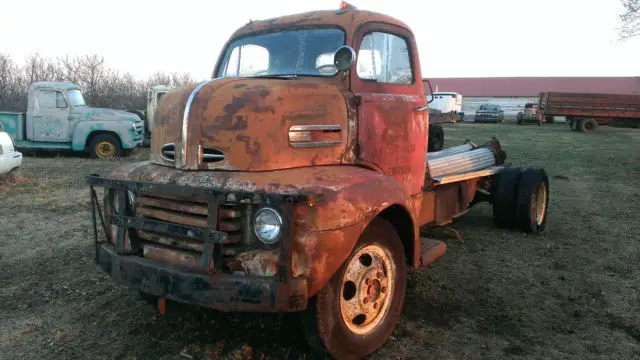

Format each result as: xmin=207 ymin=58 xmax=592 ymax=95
xmin=151 ymin=79 xmax=352 ymax=172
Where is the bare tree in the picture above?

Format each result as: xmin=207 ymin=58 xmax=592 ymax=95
xmin=0 ymin=52 xmax=202 ymax=112
xmin=619 ymin=0 xmax=640 ymax=39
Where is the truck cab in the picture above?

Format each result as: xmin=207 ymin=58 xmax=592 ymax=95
xmin=127 ymin=85 xmax=174 ymax=143
xmin=0 ymin=81 xmax=144 ymax=158
xmin=86 ymin=3 xmax=550 ymax=359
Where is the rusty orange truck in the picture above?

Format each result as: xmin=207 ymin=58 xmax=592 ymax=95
xmin=86 ymin=3 xmax=550 ymax=359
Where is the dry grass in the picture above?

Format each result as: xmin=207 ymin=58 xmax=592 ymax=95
xmin=0 ymin=123 xmax=638 ymax=360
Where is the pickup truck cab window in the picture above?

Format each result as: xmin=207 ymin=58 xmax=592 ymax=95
xmin=216 ymin=28 xmax=345 ymax=78
xmin=66 ymin=89 xmax=86 ymax=107
xmin=37 ymin=90 xmax=58 ymax=109
xmin=56 ymin=92 xmax=68 ymax=108
xmin=356 ymin=32 xmax=413 ymax=85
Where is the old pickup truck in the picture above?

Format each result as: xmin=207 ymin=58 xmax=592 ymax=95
xmin=86 ymin=3 xmax=551 ymax=359
xmin=0 ymin=81 xmax=145 ymax=158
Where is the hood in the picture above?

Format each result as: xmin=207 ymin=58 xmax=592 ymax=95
xmin=150 ymin=78 xmax=352 ymax=171
xmin=71 ymin=107 xmax=141 ymax=122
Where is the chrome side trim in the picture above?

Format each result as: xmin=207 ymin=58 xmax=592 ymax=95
xmin=289 ymin=124 xmax=341 ymax=131
xmin=290 ymin=141 xmax=342 ymax=148
xmin=181 ymin=79 xmax=216 ymax=167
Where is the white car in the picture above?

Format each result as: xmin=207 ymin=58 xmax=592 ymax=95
xmin=0 ymin=131 xmax=22 ymax=176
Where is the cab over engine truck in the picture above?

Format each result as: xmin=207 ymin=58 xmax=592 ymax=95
xmin=0 ymin=81 xmax=145 ymax=158
xmin=86 ymin=3 xmax=551 ymax=359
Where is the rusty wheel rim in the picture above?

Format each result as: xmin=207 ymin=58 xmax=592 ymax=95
xmin=339 ymin=244 xmax=395 ymax=335
xmin=536 ymin=182 xmax=547 ymax=225
xmin=96 ymin=141 xmax=115 ymax=158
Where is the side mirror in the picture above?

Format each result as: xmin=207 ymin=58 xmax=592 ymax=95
xmin=425 ymin=79 xmax=435 ymax=103
xmin=334 ymin=45 xmax=356 ymax=71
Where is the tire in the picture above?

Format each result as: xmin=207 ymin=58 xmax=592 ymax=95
xmin=514 ymin=168 xmax=549 ymax=233
xmin=578 ymin=118 xmax=597 ymax=133
xmin=492 ymin=167 xmax=523 ymax=229
xmin=546 ymin=116 xmax=554 ymax=124
xmin=300 ymin=217 xmax=407 ymax=360
xmin=89 ymin=133 xmax=122 ymax=159
xmin=428 ymin=125 xmax=444 ymax=152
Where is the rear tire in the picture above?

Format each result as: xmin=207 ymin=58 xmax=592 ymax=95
xmin=300 ymin=218 xmax=407 ymax=360
xmin=428 ymin=125 xmax=444 ymax=152
xmin=515 ymin=168 xmax=549 ymax=233
xmin=89 ymin=133 xmax=122 ymax=159
xmin=492 ymin=167 xmax=523 ymax=229
xmin=578 ymin=118 xmax=597 ymax=132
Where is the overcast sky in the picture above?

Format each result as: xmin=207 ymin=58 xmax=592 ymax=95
xmin=1 ymin=0 xmax=638 ymax=80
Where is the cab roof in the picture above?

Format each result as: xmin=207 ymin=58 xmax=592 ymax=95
xmin=28 ymin=81 xmax=80 ymax=91
xmin=231 ymin=7 xmax=413 ymax=39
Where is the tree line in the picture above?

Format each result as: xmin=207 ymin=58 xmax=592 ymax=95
xmin=0 ymin=53 xmax=202 ymax=112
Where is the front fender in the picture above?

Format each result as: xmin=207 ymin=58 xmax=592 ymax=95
xmin=291 ymin=172 xmax=418 ymax=297
xmin=72 ymin=121 xmax=141 ymax=151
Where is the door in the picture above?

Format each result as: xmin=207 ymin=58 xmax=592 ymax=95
xmin=351 ymin=23 xmax=428 ymax=196
xmin=31 ymin=89 xmax=71 ymax=142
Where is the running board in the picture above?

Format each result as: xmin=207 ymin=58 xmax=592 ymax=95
xmin=432 ymin=166 xmax=504 ymax=186
xmin=420 ymin=238 xmax=447 ymax=267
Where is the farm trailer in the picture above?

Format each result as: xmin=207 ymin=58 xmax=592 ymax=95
xmin=538 ymin=91 xmax=640 ymax=132
xmin=85 ymin=3 xmax=551 ymax=359
xmin=0 ymin=81 xmax=145 ymax=158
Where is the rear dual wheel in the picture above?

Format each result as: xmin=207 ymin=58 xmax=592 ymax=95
xmin=492 ymin=167 xmax=549 ymax=233
xmin=301 ymin=218 xmax=406 ymax=360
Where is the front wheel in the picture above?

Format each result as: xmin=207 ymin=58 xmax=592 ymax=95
xmin=300 ymin=218 xmax=407 ymax=359
xmin=89 ymin=133 xmax=122 ymax=159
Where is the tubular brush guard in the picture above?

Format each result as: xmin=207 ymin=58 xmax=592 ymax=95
xmin=85 ymin=173 xmax=308 ymax=312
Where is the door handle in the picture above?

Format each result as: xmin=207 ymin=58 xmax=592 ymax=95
xmin=415 ymin=105 xmax=429 ymax=112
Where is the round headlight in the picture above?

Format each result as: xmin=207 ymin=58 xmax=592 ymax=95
xmin=253 ymin=208 xmax=282 ymax=244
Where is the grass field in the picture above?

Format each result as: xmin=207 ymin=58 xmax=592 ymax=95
xmin=1 ymin=123 xmax=639 ymax=360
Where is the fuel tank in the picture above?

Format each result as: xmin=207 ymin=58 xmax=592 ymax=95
xmin=150 ymin=78 xmax=352 ymax=171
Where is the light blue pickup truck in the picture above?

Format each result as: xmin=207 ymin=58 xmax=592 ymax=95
xmin=0 ymin=81 xmax=145 ymax=158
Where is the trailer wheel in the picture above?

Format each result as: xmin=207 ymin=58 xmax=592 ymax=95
xmin=89 ymin=133 xmax=122 ymax=159
xmin=578 ymin=118 xmax=597 ymax=132
xmin=492 ymin=167 xmax=523 ymax=229
xmin=428 ymin=125 xmax=444 ymax=152
xmin=515 ymin=168 xmax=549 ymax=233
xmin=300 ymin=217 xmax=406 ymax=360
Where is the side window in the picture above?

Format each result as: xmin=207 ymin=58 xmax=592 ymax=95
xmin=356 ymin=32 xmax=413 ymax=85
xmin=221 ymin=44 xmax=269 ymax=77
xmin=38 ymin=90 xmax=57 ymax=108
xmin=56 ymin=92 xmax=68 ymax=108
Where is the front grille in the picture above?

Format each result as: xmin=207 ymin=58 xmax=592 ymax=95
xmin=133 ymin=193 xmax=253 ymax=271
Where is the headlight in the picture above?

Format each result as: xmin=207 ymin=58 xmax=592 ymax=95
xmin=253 ymin=207 xmax=282 ymax=244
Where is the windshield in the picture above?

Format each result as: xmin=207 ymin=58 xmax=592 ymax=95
xmin=67 ymin=89 xmax=86 ymax=106
xmin=216 ymin=28 xmax=345 ymax=78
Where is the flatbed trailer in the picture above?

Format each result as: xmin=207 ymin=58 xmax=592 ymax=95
xmin=538 ymin=91 xmax=640 ymax=132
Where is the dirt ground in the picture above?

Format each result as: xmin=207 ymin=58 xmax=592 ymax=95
xmin=1 ymin=123 xmax=639 ymax=360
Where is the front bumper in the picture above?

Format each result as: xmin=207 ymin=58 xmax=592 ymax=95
xmin=87 ymin=174 xmax=308 ymax=312
xmin=96 ymin=243 xmax=307 ymax=312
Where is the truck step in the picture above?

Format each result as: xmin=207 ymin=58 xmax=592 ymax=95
xmin=420 ymin=238 xmax=447 ymax=267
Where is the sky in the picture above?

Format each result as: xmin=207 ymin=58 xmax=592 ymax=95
xmin=0 ymin=0 xmax=638 ymax=80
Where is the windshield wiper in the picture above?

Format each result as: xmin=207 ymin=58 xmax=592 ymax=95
xmin=247 ymin=74 xmax=299 ymax=80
